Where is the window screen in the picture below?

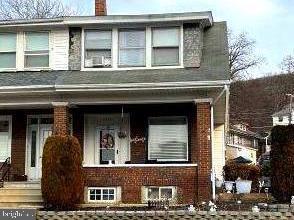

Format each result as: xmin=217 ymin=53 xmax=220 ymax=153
xmin=0 ymin=33 xmax=16 ymax=69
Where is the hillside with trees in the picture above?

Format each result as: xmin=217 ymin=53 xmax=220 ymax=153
xmin=230 ymin=73 xmax=294 ymax=133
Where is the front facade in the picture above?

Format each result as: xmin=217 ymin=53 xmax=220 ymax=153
xmin=226 ymin=123 xmax=260 ymax=164
xmin=0 ymin=0 xmax=230 ymax=205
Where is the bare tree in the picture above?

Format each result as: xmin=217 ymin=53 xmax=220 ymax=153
xmin=229 ymin=31 xmax=264 ymax=80
xmin=280 ymin=54 xmax=294 ymax=74
xmin=0 ymin=0 xmax=77 ymax=20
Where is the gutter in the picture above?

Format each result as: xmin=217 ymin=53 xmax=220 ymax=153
xmin=0 ymin=80 xmax=230 ymax=94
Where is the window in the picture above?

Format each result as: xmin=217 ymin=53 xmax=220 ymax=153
xmin=0 ymin=33 xmax=16 ymax=69
xmin=148 ymin=116 xmax=188 ymax=161
xmin=88 ymin=187 xmax=118 ymax=203
xmin=0 ymin=116 xmax=12 ymax=162
xmin=25 ymin=32 xmax=49 ymax=68
xmin=152 ymin=27 xmax=180 ymax=66
xmin=84 ymin=30 xmax=112 ymax=68
xmin=145 ymin=186 xmax=176 ymax=201
xmin=119 ymin=29 xmax=146 ymax=66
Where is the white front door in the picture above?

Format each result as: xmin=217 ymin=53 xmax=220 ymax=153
xmin=27 ymin=118 xmax=53 ymax=180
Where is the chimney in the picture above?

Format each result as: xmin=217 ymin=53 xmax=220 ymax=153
xmin=95 ymin=0 xmax=107 ymax=16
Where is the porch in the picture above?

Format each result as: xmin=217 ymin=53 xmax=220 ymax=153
xmin=0 ymin=102 xmax=213 ymax=204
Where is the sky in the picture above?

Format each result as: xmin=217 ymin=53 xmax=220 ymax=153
xmin=64 ymin=0 xmax=294 ymax=78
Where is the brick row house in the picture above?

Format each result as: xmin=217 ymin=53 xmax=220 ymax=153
xmin=0 ymin=0 xmax=230 ymax=205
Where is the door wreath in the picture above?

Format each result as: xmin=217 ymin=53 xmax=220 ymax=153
xmin=101 ymin=133 xmax=115 ymax=149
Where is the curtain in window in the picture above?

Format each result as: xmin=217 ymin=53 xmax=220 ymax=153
xmin=0 ymin=33 xmax=16 ymax=69
xmin=152 ymin=28 xmax=180 ymax=66
xmin=85 ymin=31 xmax=112 ymax=49
xmin=119 ymin=30 xmax=145 ymax=66
xmin=25 ymin=32 xmax=49 ymax=51
xmin=148 ymin=117 xmax=188 ymax=161
xmin=25 ymin=32 xmax=49 ymax=68
xmin=0 ymin=120 xmax=10 ymax=161
xmin=153 ymin=28 xmax=179 ymax=47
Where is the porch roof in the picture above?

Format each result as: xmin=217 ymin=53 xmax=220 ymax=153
xmin=0 ymin=22 xmax=229 ymax=89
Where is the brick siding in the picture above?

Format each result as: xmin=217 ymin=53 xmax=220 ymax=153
xmin=53 ymin=105 xmax=70 ymax=136
xmin=195 ymin=103 xmax=212 ymax=201
xmin=95 ymin=0 xmax=107 ymax=16
xmin=84 ymin=166 xmax=197 ymax=204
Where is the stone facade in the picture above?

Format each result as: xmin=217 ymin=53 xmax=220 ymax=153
xmin=183 ymin=23 xmax=203 ymax=68
xmin=69 ymin=27 xmax=82 ymax=70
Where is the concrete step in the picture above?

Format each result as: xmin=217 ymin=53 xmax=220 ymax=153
xmin=0 ymin=188 xmax=41 ymax=195
xmin=0 ymin=202 xmax=43 ymax=208
xmin=0 ymin=182 xmax=43 ymax=208
xmin=3 ymin=181 xmax=41 ymax=188
xmin=0 ymin=194 xmax=43 ymax=203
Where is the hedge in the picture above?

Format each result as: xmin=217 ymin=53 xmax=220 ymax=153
xmin=270 ymin=125 xmax=294 ymax=203
xmin=223 ymin=162 xmax=260 ymax=192
xmin=41 ymin=136 xmax=84 ymax=210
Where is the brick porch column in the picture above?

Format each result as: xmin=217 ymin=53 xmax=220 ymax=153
xmin=52 ymin=102 xmax=70 ymax=136
xmin=192 ymin=101 xmax=212 ymax=202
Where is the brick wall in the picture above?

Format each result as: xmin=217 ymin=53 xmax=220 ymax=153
xmin=53 ymin=105 xmax=70 ymax=136
xmin=195 ymin=103 xmax=212 ymax=201
xmin=84 ymin=166 xmax=197 ymax=204
xmin=10 ymin=112 xmax=26 ymax=178
xmin=95 ymin=0 xmax=107 ymax=16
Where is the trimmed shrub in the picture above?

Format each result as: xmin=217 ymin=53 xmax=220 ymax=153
xmin=42 ymin=136 xmax=84 ymax=210
xmin=223 ymin=161 xmax=261 ymax=192
xmin=271 ymin=125 xmax=294 ymax=203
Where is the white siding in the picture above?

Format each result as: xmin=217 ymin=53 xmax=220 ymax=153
xmin=51 ymin=29 xmax=69 ymax=70
xmin=213 ymin=124 xmax=225 ymax=181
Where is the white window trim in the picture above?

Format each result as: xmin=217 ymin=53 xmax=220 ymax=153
xmin=23 ymin=31 xmax=51 ymax=71
xmin=87 ymin=187 xmax=121 ymax=203
xmin=142 ymin=186 xmax=177 ymax=203
xmin=0 ymin=33 xmax=18 ymax=72
xmin=0 ymin=115 xmax=12 ymax=163
xmin=81 ymin=25 xmax=184 ymax=71
xmin=147 ymin=116 xmax=189 ymax=162
xmin=151 ymin=27 xmax=182 ymax=67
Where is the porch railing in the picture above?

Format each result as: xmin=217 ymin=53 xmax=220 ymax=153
xmin=0 ymin=157 xmax=11 ymax=188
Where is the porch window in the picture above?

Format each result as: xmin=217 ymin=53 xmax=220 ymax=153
xmin=119 ymin=29 xmax=146 ymax=67
xmin=84 ymin=30 xmax=112 ymax=68
xmin=148 ymin=116 xmax=188 ymax=161
xmin=24 ymin=32 xmax=49 ymax=68
xmin=0 ymin=116 xmax=12 ymax=162
xmin=152 ymin=27 xmax=180 ymax=66
xmin=0 ymin=33 xmax=16 ymax=69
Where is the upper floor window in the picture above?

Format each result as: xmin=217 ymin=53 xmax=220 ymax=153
xmin=24 ymin=32 xmax=49 ymax=68
xmin=119 ymin=29 xmax=146 ymax=67
xmin=0 ymin=33 xmax=16 ymax=69
xmin=84 ymin=30 xmax=112 ymax=68
xmin=152 ymin=27 xmax=180 ymax=66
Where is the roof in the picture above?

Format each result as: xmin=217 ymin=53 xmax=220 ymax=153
xmin=272 ymin=104 xmax=292 ymax=117
xmin=230 ymin=125 xmax=262 ymax=139
xmin=0 ymin=22 xmax=230 ymax=90
xmin=0 ymin=12 xmax=213 ymax=27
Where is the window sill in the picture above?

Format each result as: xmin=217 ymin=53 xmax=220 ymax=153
xmin=83 ymin=163 xmax=197 ymax=168
xmin=82 ymin=65 xmax=184 ymax=71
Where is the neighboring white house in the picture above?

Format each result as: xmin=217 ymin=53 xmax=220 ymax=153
xmin=272 ymin=104 xmax=294 ymax=126
xmin=226 ymin=123 xmax=261 ymax=164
